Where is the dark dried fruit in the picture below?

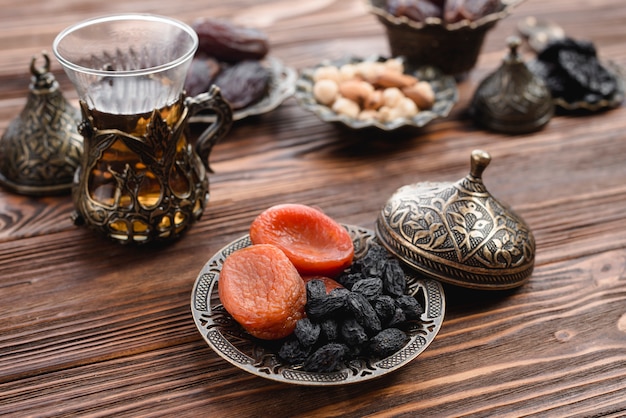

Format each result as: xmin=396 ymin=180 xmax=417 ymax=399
xmin=446 ymin=0 xmax=500 ymax=22
xmin=388 ymin=0 xmax=500 ymax=23
xmin=533 ymin=37 xmax=619 ymax=104
xmin=184 ymin=57 xmax=221 ymax=97
xmin=278 ymin=338 xmax=311 ymax=364
xmin=369 ymin=328 xmax=409 ymax=358
xmin=340 ymin=318 xmax=369 ymax=347
xmin=305 ymin=293 xmax=347 ymax=320
xmin=306 ymin=279 xmax=327 ymax=301
xmin=213 ymin=60 xmax=270 ymax=110
xmin=320 ymin=319 xmax=339 ymax=342
xmin=346 ymin=292 xmax=381 ymax=334
xmin=192 ymin=17 xmax=269 ymax=62
xmin=303 ymin=343 xmax=348 ymax=372
xmin=387 ymin=0 xmax=443 ymax=21
xmin=294 ymin=318 xmax=321 ymax=348
xmin=383 ymin=258 xmax=407 ymax=297
xmin=395 ymin=295 xmax=424 ymax=319
xmin=329 ymin=287 xmax=350 ymax=298
xmin=357 ymin=243 xmax=389 ymax=278
xmin=335 ymin=272 xmax=364 ymax=290
xmin=373 ymin=295 xmax=397 ymax=324
xmin=387 ymin=307 xmax=407 ymax=327
xmin=352 ymin=277 xmax=383 ymax=301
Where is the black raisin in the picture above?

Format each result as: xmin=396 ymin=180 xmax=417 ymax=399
xmin=387 ymin=307 xmax=407 ymax=327
xmin=395 ymin=295 xmax=424 ymax=320
xmin=352 ymin=277 xmax=383 ymax=301
xmin=303 ymin=343 xmax=348 ymax=373
xmin=306 ymin=279 xmax=327 ymax=300
xmin=294 ymin=318 xmax=321 ymax=348
xmin=358 ymin=243 xmax=389 ymax=279
xmin=340 ymin=317 xmax=369 ymax=347
xmin=306 ymin=293 xmax=346 ymax=320
xmin=346 ymin=292 xmax=381 ymax=334
xmin=320 ymin=319 xmax=339 ymax=342
xmin=329 ymin=287 xmax=350 ymax=298
xmin=382 ymin=258 xmax=406 ymax=298
xmin=373 ymin=295 xmax=397 ymax=324
xmin=278 ymin=338 xmax=311 ymax=364
xmin=335 ymin=272 xmax=364 ymax=290
xmin=369 ymin=328 xmax=409 ymax=358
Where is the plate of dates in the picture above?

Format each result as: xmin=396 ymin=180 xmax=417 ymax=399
xmin=294 ymin=55 xmax=458 ymax=131
xmin=189 ymin=56 xmax=296 ymax=123
xmin=190 ymin=224 xmax=445 ymax=386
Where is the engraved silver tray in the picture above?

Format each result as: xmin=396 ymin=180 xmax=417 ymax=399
xmin=190 ymin=225 xmax=445 ymax=386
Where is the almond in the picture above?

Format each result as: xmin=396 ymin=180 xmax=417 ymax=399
xmin=372 ymin=69 xmax=418 ymax=89
xmin=403 ymin=81 xmax=435 ymax=110
xmin=338 ymin=80 xmax=374 ymax=106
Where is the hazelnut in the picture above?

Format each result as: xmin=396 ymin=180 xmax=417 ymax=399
xmin=313 ymin=79 xmax=339 ymax=106
xmin=358 ymin=109 xmax=379 ymax=121
xmin=363 ymin=89 xmax=384 ymax=110
xmin=382 ymin=87 xmax=404 ymax=108
xmin=395 ymin=97 xmax=418 ymax=118
xmin=384 ymin=58 xmax=405 ymax=74
xmin=354 ymin=61 xmax=386 ymax=84
xmin=313 ymin=65 xmax=340 ymax=83
xmin=332 ymin=97 xmax=360 ymax=119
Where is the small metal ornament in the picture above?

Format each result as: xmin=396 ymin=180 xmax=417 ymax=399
xmin=469 ymin=36 xmax=553 ymax=134
xmin=0 ymin=52 xmax=83 ymax=195
xmin=376 ymin=150 xmax=535 ymax=290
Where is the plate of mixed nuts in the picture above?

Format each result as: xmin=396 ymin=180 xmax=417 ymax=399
xmin=191 ymin=222 xmax=446 ymax=386
xmin=294 ymin=55 xmax=458 ymax=130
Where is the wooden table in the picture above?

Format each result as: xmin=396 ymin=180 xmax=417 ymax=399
xmin=2 ymin=0 xmax=625 ymax=416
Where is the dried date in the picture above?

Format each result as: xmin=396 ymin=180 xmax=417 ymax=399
xmin=184 ymin=57 xmax=221 ymax=97
xmin=213 ymin=60 xmax=270 ymax=110
xmin=192 ymin=17 xmax=269 ymax=62
xmin=387 ymin=0 xmax=443 ymax=20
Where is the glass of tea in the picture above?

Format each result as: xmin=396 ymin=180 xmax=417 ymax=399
xmin=53 ymin=14 xmax=233 ymax=244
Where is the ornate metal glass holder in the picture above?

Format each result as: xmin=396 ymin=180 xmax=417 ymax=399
xmin=73 ymin=89 xmax=232 ymax=244
xmin=53 ymin=14 xmax=233 ymax=244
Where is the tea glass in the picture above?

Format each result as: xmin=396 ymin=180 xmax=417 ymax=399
xmin=53 ymin=14 xmax=233 ymax=244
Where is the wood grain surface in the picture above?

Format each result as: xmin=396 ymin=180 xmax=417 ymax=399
xmin=1 ymin=0 xmax=625 ymax=416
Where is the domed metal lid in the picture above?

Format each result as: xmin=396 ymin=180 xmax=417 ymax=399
xmin=376 ymin=150 xmax=535 ymax=290
xmin=469 ymin=36 xmax=553 ymax=134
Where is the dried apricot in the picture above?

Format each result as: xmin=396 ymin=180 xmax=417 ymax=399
xmin=218 ymin=244 xmax=306 ymax=340
xmin=249 ymin=204 xmax=355 ymax=277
